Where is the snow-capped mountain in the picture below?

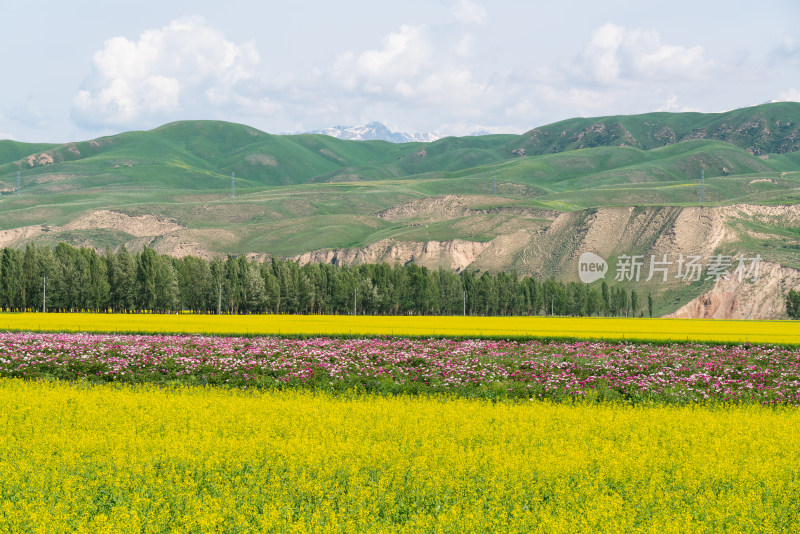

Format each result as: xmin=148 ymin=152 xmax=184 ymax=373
xmin=305 ymin=122 xmax=441 ymax=143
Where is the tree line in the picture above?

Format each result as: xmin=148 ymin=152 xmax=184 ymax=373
xmin=0 ymin=243 xmax=653 ymax=317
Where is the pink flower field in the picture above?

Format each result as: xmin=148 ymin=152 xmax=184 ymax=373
xmin=1 ymin=332 xmax=799 ymax=404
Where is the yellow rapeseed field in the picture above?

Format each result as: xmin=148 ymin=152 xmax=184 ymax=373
xmin=1 ymin=378 xmax=799 ymax=533
xmin=2 ymin=312 xmax=800 ymax=344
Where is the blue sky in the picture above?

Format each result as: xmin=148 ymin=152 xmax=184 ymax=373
xmin=1 ymin=0 xmax=798 ymax=142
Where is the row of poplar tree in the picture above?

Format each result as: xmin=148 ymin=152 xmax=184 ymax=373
xmin=0 ymin=243 xmax=652 ymax=317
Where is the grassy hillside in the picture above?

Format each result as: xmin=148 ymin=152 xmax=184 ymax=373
xmin=512 ymin=101 xmax=800 ymax=156
xmin=3 ymin=102 xmax=799 ymax=193
xmin=0 ymin=117 xmax=798 ymax=235
xmin=0 ymin=103 xmax=798 ymax=272
xmin=0 ymin=140 xmax=58 ymax=166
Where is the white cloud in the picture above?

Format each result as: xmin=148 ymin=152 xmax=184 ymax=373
xmin=0 ymin=132 xmax=15 ymax=141
xmin=634 ymin=42 xmax=709 ymax=82
xmin=517 ymin=23 xmax=717 ymax=123
xmin=8 ymin=98 xmax=48 ymax=129
xmin=583 ymin=23 xmax=626 ymax=85
xmin=503 ymin=99 xmax=541 ymax=121
xmin=455 ymin=34 xmax=476 ymax=57
xmin=538 ymin=85 xmax=615 ymax=112
xmin=72 ymin=17 xmax=275 ymax=128
xmin=574 ymin=23 xmax=713 ymax=85
xmin=656 ymin=95 xmax=701 ymax=113
xmin=771 ymin=35 xmax=800 ymax=63
xmin=59 ymin=13 xmax=753 ymax=141
xmin=451 ymin=0 xmax=488 ymax=25
xmin=321 ymin=19 xmax=719 ymax=135
xmin=777 ymin=88 xmax=800 ymax=102
xmin=354 ymin=25 xmax=432 ymax=92
xmin=330 ymin=24 xmax=489 ymax=111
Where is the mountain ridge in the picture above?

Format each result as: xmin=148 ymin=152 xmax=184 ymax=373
xmin=517 ymin=102 xmax=800 ymax=156
xmin=304 ymin=121 xmax=442 ymax=143
xmin=0 ymin=103 xmax=799 ymax=318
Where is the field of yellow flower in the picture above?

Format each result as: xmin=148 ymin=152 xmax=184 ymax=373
xmin=1 ymin=378 xmax=799 ymax=533
xmin=2 ymin=312 xmax=800 ymax=344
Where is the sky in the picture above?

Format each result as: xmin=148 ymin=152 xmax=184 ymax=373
xmin=1 ymin=0 xmax=799 ymax=143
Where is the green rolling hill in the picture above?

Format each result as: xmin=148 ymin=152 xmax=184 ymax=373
xmin=2 ymin=102 xmax=799 ymax=193
xmin=513 ymin=101 xmax=800 ymax=156
xmin=1 ymin=102 xmax=799 ymax=318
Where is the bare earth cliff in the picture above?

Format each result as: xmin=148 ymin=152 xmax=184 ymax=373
xmin=294 ymin=200 xmax=800 ymax=319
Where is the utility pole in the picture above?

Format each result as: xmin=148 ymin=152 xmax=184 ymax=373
xmin=463 ymin=291 xmax=466 ymax=316
xmin=231 ymin=171 xmax=236 ymax=199
xmin=551 ymin=295 xmax=554 ymax=316
xmin=353 ymin=288 xmax=357 ymax=315
xmin=492 ymin=176 xmax=496 ymax=195
xmin=16 ymin=170 xmax=21 ymax=195
xmin=42 ymin=276 xmax=47 ymax=313
xmin=217 ymin=278 xmax=222 ymax=315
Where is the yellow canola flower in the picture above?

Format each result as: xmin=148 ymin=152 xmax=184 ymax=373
xmin=0 ymin=379 xmax=799 ymax=533
xmin=2 ymin=312 xmax=800 ymax=344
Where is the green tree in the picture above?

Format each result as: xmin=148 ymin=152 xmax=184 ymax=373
xmin=109 ymin=246 xmax=137 ymax=311
xmin=0 ymin=248 xmax=23 ymax=309
xmin=153 ymin=253 xmax=178 ymax=312
xmin=82 ymin=247 xmax=109 ymax=310
xmin=630 ymin=289 xmax=639 ymax=318
xmin=402 ymin=264 xmax=434 ymax=315
xmin=434 ymin=268 xmax=463 ymax=315
xmin=37 ymin=246 xmax=59 ymax=312
xmin=302 ymin=263 xmax=326 ymax=313
xmin=461 ymin=270 xmax=476 ymax=315
xmin=787 ymin=289 xmax=800 ymax=319
xmin=261 ymin=263 xmax=280 ymax=313
xmin=475 ymin=272 xmax=496 ymax=316
xmin=210 ymin=257 xmax=225 ymax=314
xmin=176 ymin=256 xmax=213 ymax=312
xmin=224 ymin=256 xmax=243 ymax=313
xmin=272 ymin=259 xmax=299 ymax=313
xmin=521 ymin=276 xmax=539 ymax=315
xmin=21 ymin=244 xmax=37 ymax=309
xmin=587 ymin=286 xmax=603 ymax=317
xmin=135 ymin=248 xmax=159 ymax=310
xmin=53 ymin=243 xmax=81 ymax=310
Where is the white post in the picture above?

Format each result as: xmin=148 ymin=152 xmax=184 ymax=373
xmin=217 ymin=278 xmax=222 ymax=315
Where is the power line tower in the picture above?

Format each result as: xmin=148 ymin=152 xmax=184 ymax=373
xmin=16 ymin=170 xmax=21 ymax=195
xmin=700 ymin=170 xmax=705 ymax=203
xmin=231 ymin=171 xmax=236 ymax=199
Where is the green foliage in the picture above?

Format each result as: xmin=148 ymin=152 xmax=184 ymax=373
xmin=787 ymin=289 xmax=800 ymax=319
xmin=0 ymin=242 xmax=646 ymax=317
